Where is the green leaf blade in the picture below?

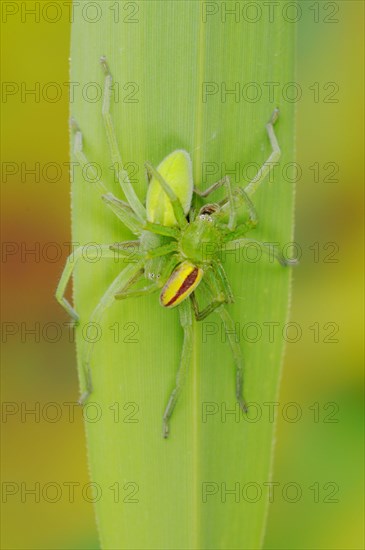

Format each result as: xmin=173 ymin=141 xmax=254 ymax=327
xmin=70 ymin=2 xmax=296 ymax=548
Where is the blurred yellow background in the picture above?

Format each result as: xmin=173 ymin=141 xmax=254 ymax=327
xmin=1 ymin=1 xmax=363 ymax=549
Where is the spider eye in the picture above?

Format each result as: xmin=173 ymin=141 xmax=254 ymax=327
xmin=149 ymin=272 xmax=155 ymax=279
xmin=199 ymin=213 xmax=213 ymax=222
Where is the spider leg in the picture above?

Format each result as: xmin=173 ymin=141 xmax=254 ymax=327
xmin=191 ymin=270 xmax=248 ymax=413
xmin=114 ymin=282 xmax=158 ymax=300
xmin=110 ymin=240 xmax=140 ymax=255
xmin=244 ymin=108 xmax=281 ymax=197
xmin=146 ymin=241 xmax=179 ymax=259
xmin=71 ymin=121 xmax=143 ymax=234
xmin=145 ymin=161 xmax=187 ymax=229
xmin=194 ymin=176 xmax=236 ymax=230
xmin=143 ymin=221 xmax=180 ymax=239
xmin=115 ymin=249 xmax=180 ymax=300
xmin=190 ymin=291 xmax=224 ymax=321
xmin=71 ymin=122 xmax=108 ymax=196
xmin=101 ymin=194 xmax=142 ymax=235
xmin=194 ymin=176 xmax=229 ymax=198
xmin=190 ymin=266 xmax=231 ymax=321
xmin=80 ymin=261 xmax=144 ymax=403
xmin=112 ymin=239 xmax=178 ymax=260
xmin=217 ymin=305 xmax=248 ymax=413
xmin=212 ymin=260 xmax=234 ymax=303
xmin=100 ymin=57 xmax=146 ymax=222
xmin=219 ymin=187 xmax=258 ymax=232
xmin=195 ymin=109 xmax=280 ymax=227
xmin=55 ymin=244 xmax=137 ymax=321
xmin=162 ymin=299 xmax=193 ymax=438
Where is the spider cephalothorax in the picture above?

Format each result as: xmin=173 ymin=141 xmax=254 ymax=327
xmin=56 ymin=57 xmax=293 ymax=438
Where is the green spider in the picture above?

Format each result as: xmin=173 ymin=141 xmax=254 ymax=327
xmin=56 ymin=57 xmax=292 ymax=438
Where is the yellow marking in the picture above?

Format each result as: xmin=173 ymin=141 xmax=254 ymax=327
xmin=160 ymin=261 xmax=203 ymax=308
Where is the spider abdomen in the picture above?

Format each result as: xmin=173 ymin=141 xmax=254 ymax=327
xmin=160 ymin=261 xmax=203 ymax=308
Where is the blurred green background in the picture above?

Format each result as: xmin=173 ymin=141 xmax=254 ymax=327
xmin=1 ymin=1 xmax=363 ymax=549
